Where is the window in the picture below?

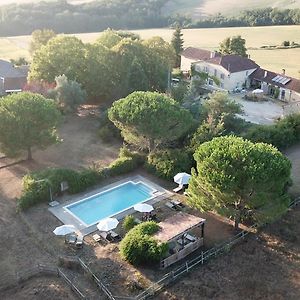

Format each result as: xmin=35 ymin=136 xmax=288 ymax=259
xmin=246 ymin=71 xmax=249 ymax=76
xmin=204 ymin=66 xmax=209 ymax=73
xmin=208 ymin=78 xmax=214 ymax=86
xmin=214 ymin=69 xmax=217 ymax=76
xmin=281 ymin=89 xmax=286 ymax=100
xmin=220 ymin=73 xmax=225 ymax=80
xmin=220 ymin=83 xmax=224 ymax=88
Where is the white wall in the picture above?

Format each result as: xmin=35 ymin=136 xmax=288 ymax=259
xmin=194 ymin=61 xmax=256 ymax=91
xmin=180 ymin=56 xmax=197 ymax=72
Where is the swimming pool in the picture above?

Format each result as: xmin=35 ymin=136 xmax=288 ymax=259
xmin=65 ymin=181 xmax=156 ymax=226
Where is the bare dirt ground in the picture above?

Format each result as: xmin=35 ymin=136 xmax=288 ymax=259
xmin=0 ymin=112 xmax=120 ymax=299
xmin=0 ymin=110 xmax=299 ymax=299
xmin=1 ymin=276 xmax=76 ymax=300
xmin=158 ymin=206 xmax=300 ymax=300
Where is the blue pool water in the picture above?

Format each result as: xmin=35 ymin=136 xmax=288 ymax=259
xmin=66 ymin=181 xmax=155 ymax=226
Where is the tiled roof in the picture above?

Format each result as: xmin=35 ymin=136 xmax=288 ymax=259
xmin=250 ymin=68 xmax=300 ymax=93
xmin=206 ymin=55 xmax=259 ymax=73
xmin=0 ymin=59 xmax=26 ymax=78
xmin=181 ymin=47 xmax=220 ymax=61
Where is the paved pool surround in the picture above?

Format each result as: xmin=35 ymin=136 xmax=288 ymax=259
xmin=49 ymin=175 xmax=171 ymax=236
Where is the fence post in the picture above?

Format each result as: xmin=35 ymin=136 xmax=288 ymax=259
xmin=185 ymin=262 xmax=189 ymax=272
xmin=201 ymin=251 xmax=204 ymax=264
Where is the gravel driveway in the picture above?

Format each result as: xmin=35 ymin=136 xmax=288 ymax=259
xmin=231 ymin=94 xmax=283 ymax=125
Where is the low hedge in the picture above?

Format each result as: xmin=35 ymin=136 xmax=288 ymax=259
xmin=106 ymin=147 xmax=145 ymax=177
xmin=146 ymin=148 xmax=194 ymax=180
xmin=17 ymin=168 xmax=102 ymax=211
xmin=17 ymin=147 xmax=145 ymax=211
xmin=119 ymin=222 xmax=168 ymax=265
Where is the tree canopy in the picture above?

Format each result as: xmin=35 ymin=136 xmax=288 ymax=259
xmin=29 ymin=30 xmax=174 ymax=102
xmin=171 ymin=25 xmax=184 ymax=67
xmin=108 ymin=91 xmax=194 ymax=152
xmin=219 ymin=35 xmax=247 ymax=57
xmin=29 ymin=29 xmax=56 ymax=55
xmin=187 ymin=136 xmax=291 ymax=229
xmin=0 ymin=92 xmax=61 ymax=160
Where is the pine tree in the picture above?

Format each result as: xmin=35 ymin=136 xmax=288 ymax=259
xmin=171 ymin=25 xmax=184 ymax=67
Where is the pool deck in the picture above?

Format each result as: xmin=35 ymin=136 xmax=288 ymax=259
xmin=49 ymin=175 xmax=172 ymax=236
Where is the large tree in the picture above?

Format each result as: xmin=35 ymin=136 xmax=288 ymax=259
xmin=108 ymin=91 xmax=194 ymax=152
xmin=29 ymin=29 xmax=56 ymax=55
xmin=219 ymin=35 xmax=247 ymax=57
xmin=187 ymin=136 xmax=291 ymax=229
xmin=0 ymin=92 xmax=61 ymax=160
xmin=29 ymin=36 xmax=87 ymax=84
xmin=171 ymin=25 xmax=184 ymax=67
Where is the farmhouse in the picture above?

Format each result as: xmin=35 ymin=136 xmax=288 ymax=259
xmin=250 ymin=68 xmax=300 ymax=102
xmin=192 ymin=54 xmax=258 ymax=91
xmin=180 ymin=47 xmax=221 ymax=72
xmin=0 ymin=59 xmax=28 ymax=95
xmin=182 ymin=47 xmax=300 ymax=102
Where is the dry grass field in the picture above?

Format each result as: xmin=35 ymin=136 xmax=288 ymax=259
xmin=1 ymin=25 xmax=300 ymax=78
xmin=163 ymin=0 xmax=300 ymax=18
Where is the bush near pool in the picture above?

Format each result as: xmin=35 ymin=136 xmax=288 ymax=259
xmin=119 ymin=222 xmax=168 ymax=265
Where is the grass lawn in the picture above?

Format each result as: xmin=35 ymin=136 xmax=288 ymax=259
xmin=1 ymin=25 xmax=300 ymax=78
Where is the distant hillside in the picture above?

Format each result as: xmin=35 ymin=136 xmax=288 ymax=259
xmin=0 ymin=0 xmax=300 ymax=36
xmin=162 ymin=0 xmax=300 ymax=18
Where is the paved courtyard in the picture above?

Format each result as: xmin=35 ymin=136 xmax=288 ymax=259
xmin=231 ymin=94 xmax=283 ymax=125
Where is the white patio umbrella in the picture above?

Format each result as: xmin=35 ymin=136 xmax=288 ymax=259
xmin=97 ymin=217 xmax=119 ymax=232
xmin=174 ymin=172 xmax=191 ymax=185
xmin=252 ymin=89 xmax=264 ymax=94
xmin=53 ymin=224 xmax=76 ymax=236
xmin=133 ymin=203 xmax=154 ymax=213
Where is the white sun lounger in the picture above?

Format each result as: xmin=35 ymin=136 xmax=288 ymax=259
xmin=173 ymin=185 xmax=183 ymax=193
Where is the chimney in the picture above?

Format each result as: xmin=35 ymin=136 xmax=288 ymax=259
xmin=210 ymin=51 xmax=215 ymax=59
xmin=282 ymin=69 xmax=286 ymax=75
xmin=264 ymin=70 xmax=268 ymax=78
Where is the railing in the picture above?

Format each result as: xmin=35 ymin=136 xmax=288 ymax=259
xmin=133 ymin=196 xmax=300 ymax=300
xmin=78 ymin=257 xmax=116 ymax=300
xmin=58 ymin=268 xmax=86 ymax=299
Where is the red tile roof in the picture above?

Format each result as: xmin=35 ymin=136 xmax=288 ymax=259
xmin=206 ymin=55 xmax=259 ymax=73
xmin=250 ymin=68 xmax=300 ymax=93
xmin=181 ymin=47 xmax=220 ymax=61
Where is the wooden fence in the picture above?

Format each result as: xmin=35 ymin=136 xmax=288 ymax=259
xmin=133 ymin=197 xmax=300 ymax=300
xmin=4 ymin=197 xmax=299 ymax=300
xmin=78 ymin=258 xmax=116 ymax=300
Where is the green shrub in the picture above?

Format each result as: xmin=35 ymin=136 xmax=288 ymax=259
xmin=119 ymin=222 xmax=167 ymax=265
xmin=108 ymin=147 xmax=145 ymax=176
xmin=135 ymin=221 xmax=159 ymax=235
xmin=244 ymin=113 xmax=300 ymax=149
xmin=17 ymin=168 xmax=102 ymax=211
xmin=98 ymin=109 xmax=121 ymax=141
xmin=17 ymin=147 xmax=145 ymax=211
xmin=146 ymin=148 xmax=194 ymax=179
xmin=123 ymin=215 xmax=137 ymax=232
xmin=108 ymin=157 xmax=138 ymax=176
